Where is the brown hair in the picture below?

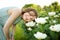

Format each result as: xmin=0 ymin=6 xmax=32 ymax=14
xmin=21 ymin=8 xmax=38 ymax=17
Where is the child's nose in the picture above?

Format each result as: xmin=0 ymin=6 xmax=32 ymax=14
xmin=30 ymin=16 xmax=33 ymax=19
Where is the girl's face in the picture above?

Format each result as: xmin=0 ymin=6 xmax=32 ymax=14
xmin=22 ymin=11 xmax=36 ymax=22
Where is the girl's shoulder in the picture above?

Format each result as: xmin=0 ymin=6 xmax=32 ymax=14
xmin=8 ymin=7 xmax=21 ymax=15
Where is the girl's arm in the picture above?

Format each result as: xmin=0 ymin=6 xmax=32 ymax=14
xmin=11 ymin=24 xmax=16 ymax=40
xmin=3 ymin=8 xmax=21 ymax=40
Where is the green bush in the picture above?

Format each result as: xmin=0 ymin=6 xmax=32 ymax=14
xmin=14 ymin=2 xmax=60 ymax=40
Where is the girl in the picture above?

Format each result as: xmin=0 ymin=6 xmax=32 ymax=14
xmin=0 ymin=7 xmax=38 ymax=40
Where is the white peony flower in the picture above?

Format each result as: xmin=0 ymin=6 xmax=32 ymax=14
xmin=27 ymin=27 xmax=32 ymax=31
xmin=35 ymin=18 xmax=47 ymax=24
xmin=25 ymin=21 xmax=35 ymax=27
xmin=54 ymin=15 xmax=59 ymax=17
xmin=34 ymin=32 xmax=47 ymax=39
xmin=49 ymin=24 xmax=60 ymax=32
xmin=44 ymin=17 xmax=49 ymax=19
xmin=48 ymin=12 xmax=56 ymax=16
xmin=52 ymin=20 xmax=56 ymax=23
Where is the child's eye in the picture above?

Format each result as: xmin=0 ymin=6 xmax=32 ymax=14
xmin=29 ymin=13 xmax=36 ymax=16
